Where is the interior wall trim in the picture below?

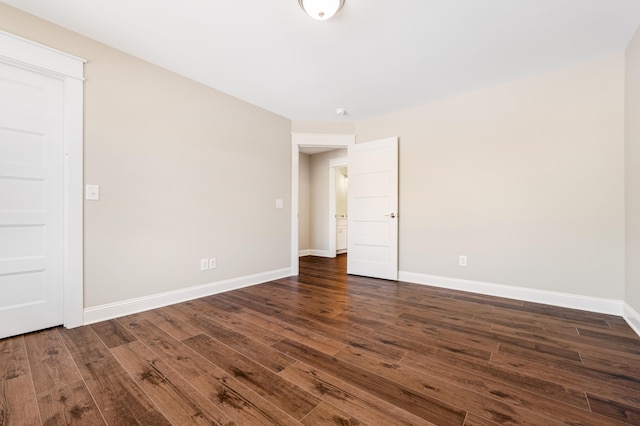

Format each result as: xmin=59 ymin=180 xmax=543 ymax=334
xmin=83 ymin=268 xmax=290 ymax=325
xmin=624 ymin=303 xmax=640 ymax=337
xmin=298 ymin=249 xmax=334 ymax=258
xmin=399 ymin=271 xmax=624 ymax=317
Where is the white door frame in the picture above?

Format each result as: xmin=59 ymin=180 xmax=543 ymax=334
xmin=0 ymin=31 xmax=85 ymax=328
xmin=291 ymin=133 xmax=355 ymax=276
xmin=328 ymin=156 xmax=347 ymax=257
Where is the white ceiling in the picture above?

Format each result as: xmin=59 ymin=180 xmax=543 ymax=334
xmin=5 ymin=0 xmax=640 ymax=121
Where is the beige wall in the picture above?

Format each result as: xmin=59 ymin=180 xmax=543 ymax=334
xmin=0 ymin=4 xmax=292 ymax=308
xmin=356 ymin=55 xmax=626 ymax=299
xmin=626 ymin=27 xmax=640 ymax=312
xmin=309 ymin=149 xmax=348 ymax=253
xmin=298 ymin=153 xmax=311 ymax=251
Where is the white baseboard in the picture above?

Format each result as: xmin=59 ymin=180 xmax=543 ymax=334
xmin=624 ymin=303 xmax=640 ymax=337
xmin=299 ymin=249 xmax=333 ymax=258
xmin=398 ymin=271 xmax=624 ymax=316
xmin=83 ymin=268 xmax=291 ymax=325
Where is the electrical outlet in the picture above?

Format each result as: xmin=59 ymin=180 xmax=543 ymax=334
xmin=459 ymin=255 xmax=467 ymax=267
xmin=200 ymin=258 xmax=209 ymax=271
xmin=209 ymin=258 xmax=217 ymax=269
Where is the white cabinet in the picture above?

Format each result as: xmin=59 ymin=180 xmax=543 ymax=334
xmin=336 ymin=217 xmax=347 ymax=253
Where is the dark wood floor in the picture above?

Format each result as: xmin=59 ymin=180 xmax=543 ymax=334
xmin=2 ymin=255 xmax=640 ymax=425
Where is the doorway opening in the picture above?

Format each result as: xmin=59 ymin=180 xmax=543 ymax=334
xmin=329 ymin=158 xmax=348 ymax=257
xmin=291 ymin=133 xmax=355 ymax=276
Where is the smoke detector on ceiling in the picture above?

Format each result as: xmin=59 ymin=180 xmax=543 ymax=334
xmin=336 ymin=108 xmax=347 ymax=116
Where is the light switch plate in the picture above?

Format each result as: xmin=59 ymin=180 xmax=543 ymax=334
xmin=86 ymin=184 xmax=100 ymax=201
xmin=275 ymin=198 xmax=284 ymax=209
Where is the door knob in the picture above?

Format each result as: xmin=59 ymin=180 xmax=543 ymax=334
xmin=385 ymin=213 xmax=396 ymax=219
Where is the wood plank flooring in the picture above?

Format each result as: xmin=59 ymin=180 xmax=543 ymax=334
xmin=2 ymin=254 xmax=640 ymax=425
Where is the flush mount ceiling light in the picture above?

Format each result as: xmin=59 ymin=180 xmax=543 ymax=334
xmin=298 ymin=0 xmax=345 ymax=20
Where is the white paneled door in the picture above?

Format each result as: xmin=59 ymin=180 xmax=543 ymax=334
xmin=0 ymin=61 xmax=65 ymax=339
xmin=347 ymin=137 xmax=398 ymax=280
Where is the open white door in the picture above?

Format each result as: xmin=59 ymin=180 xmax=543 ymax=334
xmin=347 ymin=137 xmax=398 ymax=280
